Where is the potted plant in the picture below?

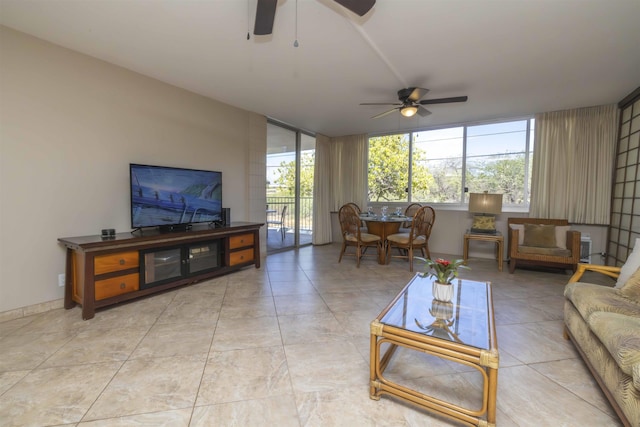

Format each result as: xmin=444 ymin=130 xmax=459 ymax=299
xmin=416 ymin=257 xmax=469 ymax=302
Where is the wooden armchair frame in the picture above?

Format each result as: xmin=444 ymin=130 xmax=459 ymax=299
xmin=507 ymin=218 xmax=581 ymax=273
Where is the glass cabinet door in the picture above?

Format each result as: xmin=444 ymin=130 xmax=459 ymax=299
xmin=187 ymin=241 xmax=222 ymax=275
xmin=142 ymin=247 xmax=182 ymax=288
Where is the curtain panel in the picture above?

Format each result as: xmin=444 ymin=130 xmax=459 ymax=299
xmin=530 ymin=104 xmax=619 ymax=224
xmin=312 ymin=133 xmax=368 ymax=244
xmin=312 ymin=134 xmax=333 ymax=245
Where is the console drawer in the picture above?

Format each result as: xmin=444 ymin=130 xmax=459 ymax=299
xmin=229 ymin=234 xmax=254 ymax=250
xmin=95 ymin=251 xmax=139 ymax=275
xmin=229 ymin=248 xmax=254 ymax=266
xmin=95 ymin=273 xmax=139 ymax=300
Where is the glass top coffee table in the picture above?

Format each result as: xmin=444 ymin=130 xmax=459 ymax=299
xmin=370 ymin=274 xmax=499 ymax=426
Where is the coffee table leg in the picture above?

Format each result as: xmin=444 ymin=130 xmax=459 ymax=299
xmin=487 ymin=366 xmax=498 ymax=426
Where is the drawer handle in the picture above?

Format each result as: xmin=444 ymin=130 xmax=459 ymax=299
xmin=119 ymin=259 xmax=125 ymax=265
xmin=240 ymin=255 xmax=244 ymax=260
xmin=120 ymin=282 xmax=126 ymax=289
xmin=240 ymin=239 xmax=244 ymax=244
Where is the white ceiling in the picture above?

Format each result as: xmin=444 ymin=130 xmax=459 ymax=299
xmin=1 ymin=0 xmax=639 ymax=137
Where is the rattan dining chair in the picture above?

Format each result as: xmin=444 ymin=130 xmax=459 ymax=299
xmin=386 ymin=205 xmax=436 ymax=271
xmin=401 ymin=202 xmax=423 ymax=231
xmin=338 ymin=203 xmax=382 ymax=267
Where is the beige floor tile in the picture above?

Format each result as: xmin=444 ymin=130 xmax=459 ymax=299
xmin=77 ymin=408 xmax=192 ymax=426
xmin=197 ymin=346 xmax=291 ymax=405
xmin=497 ymin=365 xmax=622 ymax=426
xmin=285 ymin=340 xmax=369 ymax=393
xmin=497 ymin=320 xmax=578 ymax=364
xmin=130 ymin=322 xmax=214 ymax=359
xmin=219 ymin=295 xmax=276 ymax=318
xmin=191 ymin=396 xmax=299 ymax=427
xmin=279 ymin=312 xmax=349 ymax=345
xmin=42 ymin=327 xmax=148 ymax=367
xmin=273 ymin=294 xmax=330 ymax=316
xmin=0 ymin=331 xmax=76 ymax=371
xmin=211 ymin=315 xmax=282 ymax=351
xmin=0 ymin=362 xmax=122 ymax=425
xmin=84 ymin=355 xmax=206 ymax=420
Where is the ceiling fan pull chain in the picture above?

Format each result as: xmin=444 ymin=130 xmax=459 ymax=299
xmin=293 ymin=0 xmax=299 ymax=47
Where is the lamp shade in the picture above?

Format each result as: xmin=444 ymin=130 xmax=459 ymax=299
xmin=468 ymin=192 xmax=503 ymax=215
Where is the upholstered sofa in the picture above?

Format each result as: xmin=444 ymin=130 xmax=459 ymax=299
xmin=508 ymin=218 xmax=581 ymax=274
xmin=564 ymin=264 xmax=640 ymax=426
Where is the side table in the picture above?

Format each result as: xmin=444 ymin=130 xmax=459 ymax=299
xmin=463 ymin=232 xmax=504 ymax=272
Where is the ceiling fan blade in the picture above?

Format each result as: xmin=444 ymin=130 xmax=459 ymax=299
xmin=333 ymin=0 xmax=376 ymax=16
xmin=417 ymin=106 xmax=432 ymax=117
xmin=371 ymin=107 xmax=399 ymax=119
xmin=419 ymin=96 xmax=468 ymax=105
xmin=360 ymin=102 xmax=402 ymax=106
xmin=254 ymin=0 xmax=278 ymax=35
xmin=407 ymin=87 xmax=429 ymax=102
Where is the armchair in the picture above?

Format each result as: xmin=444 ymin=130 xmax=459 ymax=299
xmin=507 ymin=218 xmax=581 ymax=274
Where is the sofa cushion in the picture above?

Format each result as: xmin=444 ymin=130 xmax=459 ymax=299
xmin=588 ymin=311 xmax=640 ymax=377
xmin=565 ymin=282 xmax=640 ymax=320
xmin=634 ymin=363 xmax=640 ymax=393
xmin=523 ymin=224 xmax=557 ymax=248
xmin=620 ymin=267 xmax=640 ymax=302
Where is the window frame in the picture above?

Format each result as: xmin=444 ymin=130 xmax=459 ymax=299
xmin=367 ymin=116 xmax=534 ymax=210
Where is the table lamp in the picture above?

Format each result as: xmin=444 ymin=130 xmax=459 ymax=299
xmin=469 ymin=192 xmax=503 ymax=234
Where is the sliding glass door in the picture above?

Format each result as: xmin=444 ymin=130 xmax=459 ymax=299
xmin=266 ymin=121 xmax=315 ymax=253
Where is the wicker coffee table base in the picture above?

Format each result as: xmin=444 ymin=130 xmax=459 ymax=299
xmin=370 ymin=320 xmax=499 ymax=427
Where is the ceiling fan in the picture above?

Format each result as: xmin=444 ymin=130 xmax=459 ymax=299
xmin=360 ymin=87 xmax=468 ymax=119
xmin=254 ymin=0 xmax=376 ymax=35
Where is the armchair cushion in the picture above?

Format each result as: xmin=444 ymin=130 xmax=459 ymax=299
xmin=555 ymin=225 xmax=571 ymax=249
xmin=588 ymin=311 xmax=640 ymax=377
xmin=518 ymin=246 xmax=571 ymax=257
xmin=509 ymin=224 xmax=524 ymax=245
xmin=523 ymin=224 xmax=557 ymax=248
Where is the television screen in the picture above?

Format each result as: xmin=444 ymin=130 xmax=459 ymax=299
xmin=130 ymin=164 xmax=222 ymax=229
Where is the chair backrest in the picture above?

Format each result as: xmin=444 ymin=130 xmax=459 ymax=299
xmin=345 ymin=202 xmax=361 ymax=215
xmin=411 ymin=206 xmax=436 ymax=240
xmin=338 ymin=204 xmax=361 ymax=239
xmin=404 ymin=203 xmax=422 ymax=218
xmin=280 ymin=205 xmax=288 ymax=221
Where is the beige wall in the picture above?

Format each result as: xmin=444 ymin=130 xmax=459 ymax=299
xmin=0 ymin=27 xmax=267 ymax=314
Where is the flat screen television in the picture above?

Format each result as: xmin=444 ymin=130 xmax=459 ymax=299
xmin=130 ymin=163 xmax=222 ymax=231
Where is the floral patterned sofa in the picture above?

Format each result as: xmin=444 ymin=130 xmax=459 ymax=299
xmin=564 ymin=263 xmax=640 ymax=426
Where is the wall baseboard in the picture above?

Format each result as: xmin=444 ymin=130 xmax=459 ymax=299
xmin=0 ymin=299 xmax=64 ymax=324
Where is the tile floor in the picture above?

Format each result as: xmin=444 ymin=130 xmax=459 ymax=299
xmin=0 ymin=243 xmax=623 ymax=426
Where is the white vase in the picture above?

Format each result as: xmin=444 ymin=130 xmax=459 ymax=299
xmin=432 ymin=281 xmax=453 ymax=302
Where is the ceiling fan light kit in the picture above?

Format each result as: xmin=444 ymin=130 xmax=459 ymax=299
xmin=400 ymin=106 xmax=418 ymax=117
xmin=361 ymin=87 xmax=469 ymax=119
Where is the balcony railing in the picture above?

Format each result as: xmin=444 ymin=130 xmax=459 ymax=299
xmin=266 ymin=196 xmax=313 ymax=233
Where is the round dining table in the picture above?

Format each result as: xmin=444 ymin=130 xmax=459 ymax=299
xmin=359 ymin=214 xmax=411 ymax=264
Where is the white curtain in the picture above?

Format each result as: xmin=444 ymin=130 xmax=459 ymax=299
xmin=312 ymin=133 xmax=368 ymax=244
xmin=530 ymin=104 xmax=619 ymax=224
xmin=329 ymin=134 xmax=368 ymax=210
xmin=312 ymin=134 xmax=333 ymax=245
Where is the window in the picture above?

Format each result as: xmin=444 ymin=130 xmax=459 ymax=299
xmin=367 ymin=118 xmax=534 ymax=207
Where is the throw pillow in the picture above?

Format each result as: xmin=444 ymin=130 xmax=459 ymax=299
xmin=555 ymin=225 xmax=571 ymax=250
xmin=619 ymin=266 xmax=640 ymax=301
xmin=509 ymin=224 xmax=525 ymax=245
xmin=616 ymin=237 xmax=640 ymax=288
xmin=522 ymin=224 xmax=557 ymax=248
xmin=472 ymin=215 xmax=495 ymax=231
